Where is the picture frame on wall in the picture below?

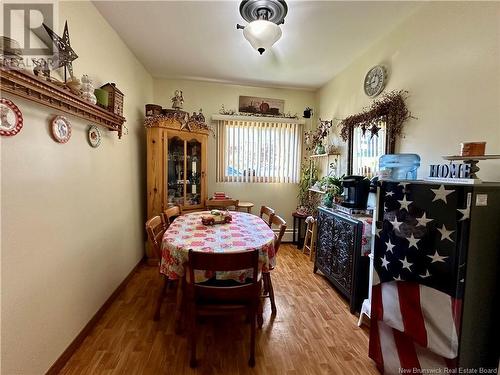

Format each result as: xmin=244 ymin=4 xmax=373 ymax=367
xmin=238 ymin=96 xmax=284 ymax=116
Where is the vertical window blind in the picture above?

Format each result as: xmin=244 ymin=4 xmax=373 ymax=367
xmin=216 ymin=119 xmax=302 ymax=183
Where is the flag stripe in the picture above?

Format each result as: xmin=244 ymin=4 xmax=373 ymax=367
xmin=368 ymin=319 xmax=384 ymax=372
xmin=419 ymin=286 xmax=459 ymax=358
xmin=381 ymin=281 xmax=404 ymax=332
xmin=393 ymin=328 xmax=421 ymax=370
xmin=451 ymin=297 xmax=462 ymax=333
xmin=378 ymin=321 xmax=401 ymax=375
xmin=398 ymin=282 xmax=428 ymax=347
xmin=371 ymin=283 xmax=383 ymax=320
xmin=415 ymin=343 xmax=448 ymax=370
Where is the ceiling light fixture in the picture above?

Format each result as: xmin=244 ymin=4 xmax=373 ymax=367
xmin=236 ymin=0 xmax=288 ymax=55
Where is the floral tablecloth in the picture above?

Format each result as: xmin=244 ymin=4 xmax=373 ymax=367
xmin=160 ymin=211 xmax=276 ymax=283
xmin=357 ymin=216 xmax=373 ymax=256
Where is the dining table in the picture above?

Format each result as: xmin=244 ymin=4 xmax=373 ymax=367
xmin=160 ymin=211 xmax=276 ymax=282
xmin=160 ymin=211 xmax=276 ymax=331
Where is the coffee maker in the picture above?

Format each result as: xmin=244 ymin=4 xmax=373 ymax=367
xmin=341 ymin=175 xmax=370 ymax=209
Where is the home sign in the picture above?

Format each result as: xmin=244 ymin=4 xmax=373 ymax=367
xmin=429 ymin=163 xmax=471 ymax=179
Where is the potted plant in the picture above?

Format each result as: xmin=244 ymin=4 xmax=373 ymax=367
xmin=320 ymin=175 xmax=344 ymax=207
xmin=304 ymin=119 xmax=333 ymax=154
xmin=297 ymin=159 xmax=320 ymax=215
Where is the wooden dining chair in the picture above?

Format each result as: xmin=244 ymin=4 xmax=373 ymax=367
xmin=145 ymin=215 xmax=169 ymax=320
xmin=205 ymin=199 xmax=239 ymax=211
xmin=186 ymin=249 xmax=263 ymax=368
xmin=263 ymin=214 xmax=287 ymax=315
xmin=161 ymin=205 xmax=182 ymax=227
xmin=259 ymin=205 xmax=275 ymax=227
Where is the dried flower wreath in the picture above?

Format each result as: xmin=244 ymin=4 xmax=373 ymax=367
xmin=339 ymin=90 xmax=415 ymax=142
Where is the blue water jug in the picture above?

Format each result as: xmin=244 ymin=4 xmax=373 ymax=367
xmin=379 ymin=154 xmax=420 ymax=180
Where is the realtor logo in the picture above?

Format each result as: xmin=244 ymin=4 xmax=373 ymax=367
xmin=2 ymin=2 xmax=55 ymax=55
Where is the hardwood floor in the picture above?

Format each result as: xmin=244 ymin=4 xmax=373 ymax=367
xmin=59 ymin=244 xmax=378 ymax=375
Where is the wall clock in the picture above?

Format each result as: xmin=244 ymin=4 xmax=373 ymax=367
xmin=51 ymin=115 xmax=72 ymax=143
xmin=0 ymin=98 xmax=23 ymax=137
xmin=364 ymin=65 xmax=387 ymax=97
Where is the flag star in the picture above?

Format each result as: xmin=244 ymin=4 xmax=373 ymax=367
xmin=457 ymin=207 xmax=470 ymax=221
xmin=438 ymin=224 xmax=455 ymax=242
xmin=389 ymin=217 xmax=403 ymax=231
xmin=420 ymin=270 xmax=431 ymax=278
xmin=381 ymin=255 xmax=390 ymax=270
xmin=427 ymin=250 xmax=448 ymax=263
xmin=406 ymin=233 xmax=420 ymax=249
xmin=400 ymin=256 xmax=413 ymax=271
xmin=431 ymin=185 xmax=454 ymax=204
xmin=375 ymin=227 xmax=383 ymax=237
xmin=385 ymin=239 xmax=395 ymax=253
xmin=393 ymin=275 xmax=402 ymax=281
xmin=398 ymin=196 xmax=413 ymax=211
xmin=386 ymin=191 xmax=395 ymax=197
xmin=416 ymin=212 xmax=433 ymax=227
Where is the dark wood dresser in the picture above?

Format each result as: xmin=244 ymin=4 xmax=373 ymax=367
xmin=314 ymin=207 xmax=371 ymax=313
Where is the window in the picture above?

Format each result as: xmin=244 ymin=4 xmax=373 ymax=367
xmin=216 ymin=118 xmax=302 ymax=183
xmin=348 ymin=119 xmax=393 ymax=178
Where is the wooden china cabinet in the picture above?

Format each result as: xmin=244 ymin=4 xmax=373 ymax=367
xmin=146 ymin=116 xmax=208 ymax=262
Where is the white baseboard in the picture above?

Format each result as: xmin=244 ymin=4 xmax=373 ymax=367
xmin=274 ymin=229 xmax=295 ymax=243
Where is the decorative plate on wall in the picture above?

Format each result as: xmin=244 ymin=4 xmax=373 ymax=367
xmin=51 ymin=115 xmax=72 ymax=143
xmin=0 ymin=98 xmax=23 ymax=137
xmin=87 ymin=125 xmax=101 ymax=147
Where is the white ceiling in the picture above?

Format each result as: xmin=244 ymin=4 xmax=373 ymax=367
xmin=94 ymin=1 xmax=419 ymax=89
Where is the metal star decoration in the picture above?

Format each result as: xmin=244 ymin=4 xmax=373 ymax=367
xmin=369 ymin=122 xmax=381 ymax=139
xmin=43 ymin=21 xmax=78 ymax=81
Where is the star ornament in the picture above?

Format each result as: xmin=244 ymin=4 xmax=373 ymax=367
xmin=381 ymin=255 xmax=390 ymax=270
xmin=398 ymin=196 xmax=413 ymax=211
xmin=457 ymin=207 xmax=470 ymax=221
xmin=431 ymin=185 xmax=454 ymax=204
xmin=386 ymin=239 xmax=395 ymax=253
xmin=420 ymin=270 xmax=431 ymax=279
xmin=437 ymin=224 xmax=455 ymax=242
xmin=428 ymin=250 xmax=448 ymax=263
xmin=43 ymin=21 xmax=78 ymax=79
xmin=400 ymin=256 xmax=413 ymax=271
xmin=390 ymin=217 xmax=403 ymax=231
xmin=406 ymin=233 xmax=420 ymax=249
xmin=416 ymin=212 xmax=433 ymax=227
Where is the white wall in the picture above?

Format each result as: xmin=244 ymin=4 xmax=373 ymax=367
xmin=0 ymin=1 xmax=153 ymax=374
xmin=317 ymin=2 xmax=500 ymax=181
xmin=153 ymin=79 xmax=316 ymax=227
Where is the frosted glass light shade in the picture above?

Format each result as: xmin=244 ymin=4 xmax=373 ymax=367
xmin=243 ymin=20 xmax=282 ymax=55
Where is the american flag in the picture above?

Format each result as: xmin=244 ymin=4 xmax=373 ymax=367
xmin=369 ymin=181 xmax=472 ymax=374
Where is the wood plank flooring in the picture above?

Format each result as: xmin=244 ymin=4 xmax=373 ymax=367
xmin=59 ymin=244 xmax=378 ymax=375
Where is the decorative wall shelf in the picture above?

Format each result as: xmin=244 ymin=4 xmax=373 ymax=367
xmin=0 ymin=68 xmax=126 ymax=138
xmin=308 ymin=188 xmax=326 ymax=194
xmin=310 ymin=153 xmax=341 ymax=159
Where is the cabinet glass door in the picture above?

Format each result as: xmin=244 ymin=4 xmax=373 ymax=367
xmin=185 ymin=138 xmax=202 ymax=207
xmin=167 ymin=136 xmax=185 ymax=207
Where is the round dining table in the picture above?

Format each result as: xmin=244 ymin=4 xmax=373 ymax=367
xmin=160 ymin=211 xmax=276 ymax=283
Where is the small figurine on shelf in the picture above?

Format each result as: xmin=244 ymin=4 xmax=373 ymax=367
xmin=101 ymin=83 xmax=124 ymax=116
xmin=171 ymin=90 xmax=184 ymax=110
xmin=81 ymin=75 xmax=97 ymax=105
xmin=32 ymin=58 xmax=50 ymax=79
